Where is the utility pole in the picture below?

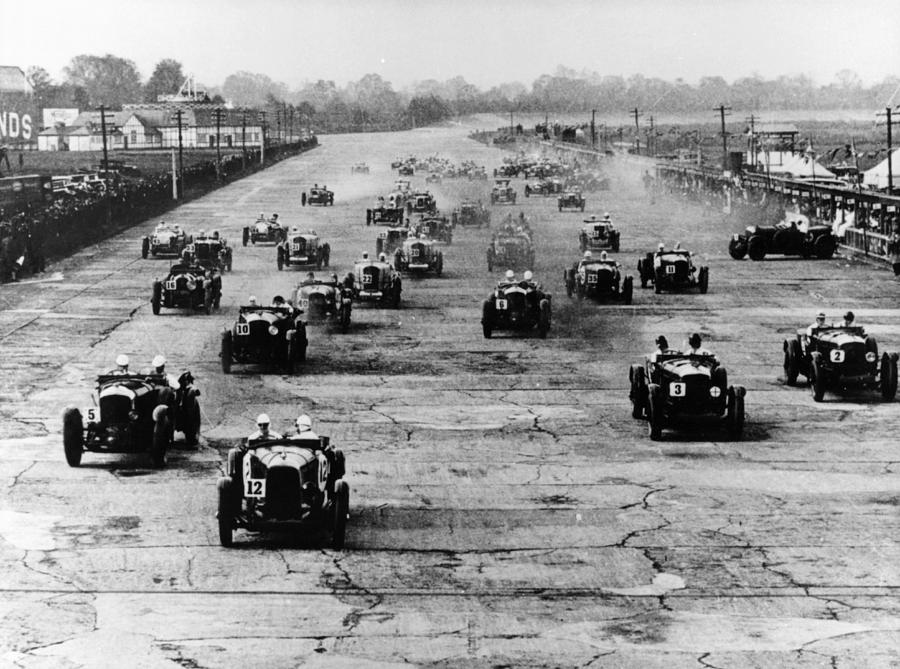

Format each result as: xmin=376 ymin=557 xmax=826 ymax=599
xmin=591 ymin=109 xmax=597 ymax=150
xmin=241 ymin=109 xmax=247 ymax=171
xmin=715 ymin=104 xmax=732 ymax=172
xmin=647 ymin=115 xmax=655 ymax=157
xmin=259 ymin=111 xmax=267 ymax=164
xmin=510 ymin=110 xmax=514 ymax=135
xmin=631 ymin=108 xmax=642 ymax=154
xmin=98 ymin=104 xmax=111 ymax=224
xmin=213 ymin=107 xmax=224 ymax=181
xmin=289 ymin=106 xmax=294 ymax=144
xmin=745 ymin=113 xmax=758 ymax=168
xmin=172 ymin=108 xmax=185 ymax=198
xmin=876 ymin=106 xmax=900 ymax=195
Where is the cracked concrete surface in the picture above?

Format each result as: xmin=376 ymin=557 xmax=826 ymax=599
xmin=1 ymin=123 xmax=899 ymax=667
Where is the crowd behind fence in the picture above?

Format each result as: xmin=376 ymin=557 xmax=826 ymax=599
xmin=0 ymin=138 xmax=318 ymax=282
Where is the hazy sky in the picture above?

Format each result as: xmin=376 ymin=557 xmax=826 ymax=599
xmin=4 ymin=0 xmax=899 ymax=91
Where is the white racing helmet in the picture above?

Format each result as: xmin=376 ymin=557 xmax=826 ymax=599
xmin=256 ymin=413 xmax=270 ymax=426
xmin=296 ymin=414 xmax=312 ymax=432
xmin=116 ymin=354 xmax=129 ymax=368
xmin=152 ymin=355 xmax=166 ymax=368
xmin=523 ymin=270 xmax=533 ymax=281
xmin=505 ymin=270 xmax=515 ymax=280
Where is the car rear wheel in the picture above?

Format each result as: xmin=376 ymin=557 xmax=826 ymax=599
xmin=150 ymin=407 xmax=169 ymax=468
xmin=647 ymin=383 xmax=663 ymax=440
xmin=151 ymin=281 xmax=162 ymax=315
xmin=184 ymin=399 xmax=201 ymax=446
xmin=62 ymin=407 xmax=84 ymax=467
xmin=747 ymin=235 xmax=766 ymax=261
xmin=784 ymin=338 xmax=801 ymax=385
xmin=217 ymin=476 xmax=236 ymax=547
xmin=141 ymin=237 xmax=150 ymax=259
xmin=242 ymin=228 xmax=249 ymax=247
xmin=622 ymin=276 xmax=634 ymax=305
xmin=698 ymin=267 xmax=709 ymax=294
xmin=726 ymin=386 xmax=746 ymax=439
xmin=728 ymin=239 xmax=747 ymax=260
xmin=630 ymin=365 xmax=647 ymax=419
xmin=482 ymin=300 xmax=494 ymax=339
xmin=221 ymin=331 xmax=233 ymax=374
xmin=538 ymin=299 xmax=551 ymax=339
xmin=814 ymin=235 xmax=836 ymax=259
xmin=880 ymin=353 xmax=898 ymax=401
xmin=277 ymin=246 xmax=284 ymax=270
xmin=331 ymin=480 xmax=350 ymax=550
xmin=564 ymin=269 xmax=574 ymax=297
xmin=203 ymin=286 xmax=213 ymax=315
xmin=810 ymin=353 xmax=826 ymax=402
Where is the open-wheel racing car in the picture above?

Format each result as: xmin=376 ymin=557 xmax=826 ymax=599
xmin=638 ymin=247 xmax=708 ymax=294
xmin=217 ymin=434 xmax=349 ymax=548
xmin=243 ymin=216 xmax=286 ymax=246
xmin=151 ymin=262 xmax=221 ymax=315
xmin=394 ymin=233 xmax=444 ymax=276
xmin=366 ymin=193 xmax=407 ymax=225
xmin=376 ymin=227 xmax=409 ymax=258
xmin=291 ymin=274 xmax=352 ymax=333
xmin=452 ymin=200 xmax=490 ymax=228
xmin=63 ymin=368 xmax=201 ymax=467
xmin=351 ymin=162 xmax=370 ymax=174
xmin=629 ymin=350 xmax=746 ymax=440
xmin=350 ymin=254 xmax=402 ymax=307
xmin=408 ymin=191 xmax=437 ymax=215
xmin=579 ymin=215 xmax=619 ymax=252
xmin=490 ymin=179 xmax=517 ymax=205
xmin=186 ymin=234 xmax=233 ymax=272
xmin=142 ymin=222 xmax=191 ymax=259
xmin=302 ymin=186 xmax=334 ymax=207
xmin=481 ymin=277 xmax=551 ymax=339
xmin=415 ymin=215 xmax=453 ymax=244
xmin=783 ymin=323 xmax=898 ymax=402
xmin=487 ymin=234 xmax=535 ymax=272
xmin=425 ymin=172 xmax=442 ymax=184
xmin=221 ymin=305 xmax=308 ymax=374
xmin=557 ymin=188 xmax=586 ymax=212
xmin=277 ymin=229 xmax=331 ymax=270
xmin=564 ymin=253 xmax=633 ymax=304
xmin=729 ymin=220 xmax=837 ymax=261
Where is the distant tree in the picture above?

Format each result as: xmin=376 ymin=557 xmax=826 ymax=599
xmin=144 ymin=58 xmax=185 ymax=102
xmin=63 ymin=54 xmax=142 ymax=108
xmin=222 ymin=71 xmax=288 ymax=108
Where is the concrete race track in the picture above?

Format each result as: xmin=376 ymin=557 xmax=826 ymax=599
xmin=1 ymin=121 xmax=899 ymax=668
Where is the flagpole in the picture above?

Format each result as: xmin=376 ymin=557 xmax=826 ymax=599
xmin=852 ymin=137 xmax=866 ymax=256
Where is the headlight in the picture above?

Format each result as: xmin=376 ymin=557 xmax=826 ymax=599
xmin=732 ymin=234 xmax=739 ymax=241
xmin=186 ymin=280 xmax=197 ymax=291
xmin=128 ymin=411 xmax=140 ymax=421
xmin=866 ymin=352 xmax=877 ymax=362
xmin=268 ymin=326 xmax=278 ymax=336
xmin=709 ymin=386 xmax=722 ymax=398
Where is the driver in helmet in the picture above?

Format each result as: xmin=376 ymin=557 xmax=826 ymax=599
xmin=686 ymin=332 xmax=712 ymax=355
xmin=500 ymin=269 xmax=515 ymax=287
xmin=291 ymin=413 xmax=319 ymax=440
xmin=111 ymin=354 xmax=130 ymax=375
xmin=578 ymin=250 xmax=593 ymax=268
xmin=247 ymin=413 xmax=282 ymax=444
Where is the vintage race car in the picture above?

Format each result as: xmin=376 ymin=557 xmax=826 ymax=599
xmin=302 ymin=186 xmax=334 ymax=207
xmin=425 ymin=172 xmax=442 ymax=184
xmin=557 ymin=189 xmax=585 ymax=212
xmin=490 ymin=179 xmax=517 ymax=205
xmin=366 ymin=192 xmax=407 ymax=225
xmin=408 ymin=191 xmax=437 ymax=215
xmin=416 ymin=216 xmax=453 ymax=244
xmin=217 ymin=435 xmax=349 ymax=548
xmin=524 ymin=178 xmax=563 ymax=197
xmin=467 ymin=166 xmax=488 ymax=180
xmin=487 ymin=234 xmax=535 ymax=272
xmin=186 ymin=235 xmax=233 ymax=272
xmin=481 ymin=280 xmax=551 ymax=339
xmin=151 ymin=263 xmax=221 ymax=315
xmin=351 ymin=162 xmax=370 ymax=174
xmin=243 ymin=217 xmax=286 ymax=246
xmin=350 ymin=256 xmax=402 ymax=307
xmin=637 ymin=248 xmax=708 ymax=294
xmin=221 ymin=305 xmax=308 ymax=374
xmin=375 ymin=227 xmax=409 ymax=257
xmin=629 ymin=351 xmax=745 ymax=440
xmin=292 ymin=275 xmax=352 ymax=333
xmin=729 ymin=221 xmax=836 ymax=261
xmin=452 ymin=200 xmax=490 ymax=228
xmin=142 ymin=222 xmax=191 ymax=259
xmin=398 ymin=163 xmax=414 ymax=176
xmin=564 ymin=257 xmax=633 ymax=304
xmin=394 ymin=235 xmax=444 ymax=275
xmin=579 ymin=215 xmax=619 ymax=252
xmin=62 ymin=369 xmax=201 ymax=467
xmin=783 ymin=324 xmax=898 ymax=401
xmin=277 ymin=230 xmax=331 ymax=270
xmin=494 ymin=164 xmax=521 ymax=178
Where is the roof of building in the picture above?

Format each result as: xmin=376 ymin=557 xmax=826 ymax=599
xmin=0 ymin=66 xmax=34 ymax=94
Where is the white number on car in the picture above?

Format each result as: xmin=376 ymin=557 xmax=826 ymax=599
xmin=235 ymin=323 xmax=250 ymax=336
xmin=411 ymin=247 xmax=420 ymax=257
xmin=830 ymin=350 xmax=845 ymax=363
xmin=242 ymin=457 xmax=266 ymax=497
xmin=300 ymin=299 xmax=309 ymax=310
xmin=165 ymin=280 xmax=177 ymax=290
xmin=665 ymin=265 xmax=676 ymax=274
xmin=669 ymin=382 xmax=686 ymax=397
xmin=362 ymin=273 xmax=373 ymax=285
xmin=83 ymin=407 xmax=97 ymax=422
xmin=291 ymin=243 xmax=301 ymax=252
xmin=496 ymin=299 xmax=508 ymax=310
xmin=587 ymin=274 xmax=598 ymax=283
xmin=317 ymin=453 xmax=329 ymax=492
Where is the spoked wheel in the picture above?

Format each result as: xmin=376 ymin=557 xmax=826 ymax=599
xmin=217 ymin=476 xmax=236 ymax=547
xmin=783 ymin=339 xmax=801 ymax=386
xmin=647 ymin=384 xmax=663 ymax=440
xmin=331 ymin=480 xmax=350 ymax=550
xmin=62 ymin=407 xmax=84 ymax=467
xmin=880 ymin=353 xmax=898 ymax=401
xmin=810 ymin=354 xmax=826 ymax=402
xmin=629 ymin=366 xmax=647 ymax=419
xmin=726 ymin=386 xmax=746 ymax=439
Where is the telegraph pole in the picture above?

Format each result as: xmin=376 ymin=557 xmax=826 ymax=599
xmin=715 ymin=104 xmax=732 ymax=171
xmin=631 ymin=108 xmax=642 ymax=154
xmin=98 ymin=104 xmax=111 ymax=224
xmin=213 ymin=107 xmax=224 ymax=181
xmin=241 ymin=109 xmax=247 ymax=171
xmin=647 ymin=115 xmax=655 ymax=157
xmin=591 ymin=109 xmax=597 ymax=150
xmin=745 ymin=113 xmax=758 ymax=168
xmin=876 ymin=106 xmax=900 ymax=195
xmin=174 ymin=109 xmax=185 ymax=197
xmin=259 ymin=111 xmax=267 ymax=164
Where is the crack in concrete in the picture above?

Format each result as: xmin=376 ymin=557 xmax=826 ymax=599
xmin=8 ymin=460 xmax=36 ymax=488
xmin=367 ymin=404 xmax=413 ymax=441
xmin=320 ymin=549 xmax=386 ymax=635
xmin=698 ymin=652 xmax=725 ymax=669
xmin=19 ymin=550 xmax=83 ymax=591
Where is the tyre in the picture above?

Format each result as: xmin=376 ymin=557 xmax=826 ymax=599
xmin=331 ymin=480 xmax=349 ymax=550
xmin=538 ymin=299 xmax=551 ymax=339
xmin=814 ymin=234 xmax=836 ymax=259
xmin=436 ymin=253 xmax=443 ymax=277
xmin=183 ymin=399 xmax=201 ymax=446
xmin=630 ymin=366 xmax=647 ymax=419
xmin=638 ymin=260 xmax=648 ymax=288
xmin=647 ymin=383 xmax=663 ymax=440
xmin=151 ymin=281 xmax=162 ymax=315
xmin=712 ymin=367 xmax=728 ymax=412
xmin=277 ymin=246 xmax=284 ymax=270
xmin=810 ymin=353 xmax=826 ymax=402
xmin=728 ymin=239 xmax=747 ymax=260
xmin=726 ymin=386 xmax=746 ymax=439
xmin=221 ymin=330 xmax=233 ymax=374
xmin=323 ymin=244 xmax=330 ymax=267
xmin=150 ymin=408 xmax=169 ymax=468
xmin=612 ymin=236 xmax=620 ymax=252
xmin=622 ymin=276 xmax=633 ymax=305
xmin=242 ymin=227 xmax=249 ymax=247
xmin=62 ymin=407 xmax=84 ymax=467
xmin=482 ymin=300 xmax=494 ymax=338
xmin=296 ymin=324 xmax=308 ymax=361
xmin=141 ymin=237 xmax=150 ymax=259
xmin=784 ymin=338 xmax=801 ymax=385
xmin=217 ymin=476 xmax=236 ymax=547
xmin=880 ymin=353 xmax=897 ymax=401
xmin=565 ymin=269 xmax=574 ymax=297
xmin=747 ymin=235 xmax=766 ymax=261
xmin=340 ymin=304 xmax=351 ymax=334
xmin=487 ymin=251 xmax=494 ymax=272
xmin=376 ymin=238 xmax=383 ymax=256
xmin=286 ymin=332 xmax=299 ymax=374
xmin=301 ymin=192 xmax=307 ymax=206
xmin=698 ymin=267 xmax=709 ymax=294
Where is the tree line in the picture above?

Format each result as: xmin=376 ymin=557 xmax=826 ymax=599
xmin=26 ymin=56 xmax=900 ymax=135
